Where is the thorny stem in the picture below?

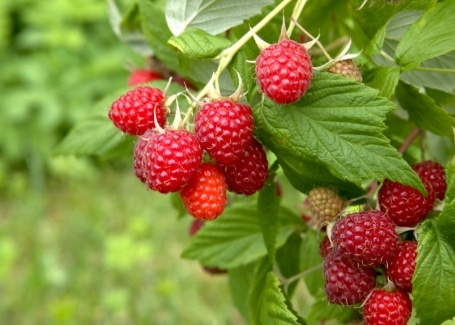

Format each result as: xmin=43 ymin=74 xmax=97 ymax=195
xmin=181 ymin=0 xmax=298 ymax=125
xmin=293 ymin=19 xmax=332 ymax=61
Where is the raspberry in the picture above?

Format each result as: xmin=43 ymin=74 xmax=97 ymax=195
xmin=363 ymin=288 xmax=412 ymax=325
xmin=108 ymin=86 xmax=167 ymax=135
xmin=133 ymin=129 xmax=156 ymax=183
xmin=327 ymin=59 xmax=362 ymax=83
xmin=195 ymin=99 xmax=254 ymax=164
xmin=378 ymin=177 xmax=435 ymax=227
xmin=128 ymin=68 xmax=163 ymax=86
xmin=308 ymin=187 xmax=345 ymax=225
xmin=143 ymin=129 xmax=202 ymax=193
xmin=255 ymin=39 xmax=312 ymax=104
xmin=323 ymin=249 xmax=376 ymax=305
xmin=412 ymin=160 xmax=447 ymax=200
xmin=319 ymin=234 xmax=332 ymax=258
xmin=188 ymin=219 xmax=227 ymax=275
xmin=385 ymin=241 xmax=417 ymax=292
xmin=330 ymin=211 xmax=398 ymax=267
xmin=220 ymin=138 xmax=269 ymax=195
xmin=180 ymin=163 xmax=227 ymax=221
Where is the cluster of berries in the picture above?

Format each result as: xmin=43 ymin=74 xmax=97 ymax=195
xmin=108 ymin=82 xmax=269 ymax=222
xmin=307 ymin=160 xmax=446 ymax=325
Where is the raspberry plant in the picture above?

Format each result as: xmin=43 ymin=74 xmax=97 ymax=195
xmin=56 ymin=0 xmax=455 ymax=324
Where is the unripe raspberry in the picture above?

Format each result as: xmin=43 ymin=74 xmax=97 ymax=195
xmin=327 ymin=59 xmax=362 ymax=83
xmin=143 ymin=129 xmax=203 ymax=193
xmin=180 ymin=163 xmax=227 ymax=221
xmin=331 ymin=210 xmax=398 ymax=267
xmin=195 ymin=99 xmax=254 ymax=164
xmin=108 ymin=86 xmax=167 ymax=135
xmin=323 ymin=249 xmax=376 ymax=305
xmin=308 ymin=187 xmax=345 ymax=225
xmin=255 ymin=39 xmax=312 ymax=104
xmin=363 ymin=288 xmax=412 ymax=325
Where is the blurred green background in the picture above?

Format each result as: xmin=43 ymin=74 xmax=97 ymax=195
xmin=0 ymin=0 xmax=241 ymax=323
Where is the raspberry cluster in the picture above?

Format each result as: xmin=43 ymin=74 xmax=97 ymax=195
xmin=108 ymin=85 xmax=269 ymax=222
xmin=318 ymin=160 xmax=446 ymax=324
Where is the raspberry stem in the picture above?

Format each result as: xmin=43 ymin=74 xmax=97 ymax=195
xmin=286 ymin=0 xmax=308 ymax=36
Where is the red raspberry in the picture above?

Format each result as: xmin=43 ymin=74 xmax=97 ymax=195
xmin=108 ymin=86 xmax=167 ymax=135
xmin=363 ymin=288 xmax=412 ymax=325
xmin=378 ymin=177 xmax=435 ymax=227
xmin=323 ymin=249 xmax=376 ymax=305
xmin=195 ymin=100 xmax=254 ymax=164
xmin=180 ymin=163 xmax=227 ymax=221
xmin=133 ymin=129 xmax=156 ymax=183
xmin=255 ymin=39 xmax=312 ymax=104
xmin=331 ymin=211 xmax=398 ymax=267
xmin=319 ymin=234 xmax=332 ymax=258
xmin=128 ymin=68 xmax=163 ymax=86
xmin=412 ymin=160 xmax=447 ymax=200
xmin=143 ymin=129 xmax=202 ymax=193
xmin=220 ymin=138 xmax=269 ymax=195
xmin=385 ymin=241 xmax=417 ymax=292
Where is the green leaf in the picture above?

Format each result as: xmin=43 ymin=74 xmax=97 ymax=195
xmin=228 ymin=262 xmax=256 ymax=322
xmin=249 ymin=257 xmax=273 ymax=325
xmin=395 ymin=82 xmax=455 ymax=137
xmin=276 ymin=233 xmax=303 ymax=297
xmin=107 ymin=0 xmax=153 ymax=56
xmin=229 ymin=47 xmax=257 ymax=95
xmin=413 ymin=219 xmax=455 ymax=325
xmin=299 ymin=230 xmax=324 ymax=296
xmin=165 ymin=0 xmax=275 ymax=36
xmin=436 ymin=156 xmax=455 ymax=241
xmin=441 ymin=318 xmax=455 ymax=325
xmin=395 ymin=1 xmax=455 ymax=70
xmin=54 ymin=88 xmax=136 ymax=158
xmin=307 ymin=294 xmax=360 ymax=323
xmin=253 ymin=72 xmax=425 ymax=195
xmin=139 ymin=0 xmax=180 ymax=72
xmin=365 ymin=66 xmax=400 ymax=98
xmin=168 ymin=28 xmax=232 ymax=59
xmin=400 ymin=52 xmax=455 ymax=94
xmin=181 ymin=202 xmax=298 ymax=269
xmin=257 ymin=161 xmax=280 ymax=261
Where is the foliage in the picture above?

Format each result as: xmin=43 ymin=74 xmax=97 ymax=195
xmin=56 ymin=0 xmax=455 ymax=324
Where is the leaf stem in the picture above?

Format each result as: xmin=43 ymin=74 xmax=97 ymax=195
xmin=281 ymin=263 xmax=323 ymax=288
xmin=413 ymin=66 xmax=455 ymax=74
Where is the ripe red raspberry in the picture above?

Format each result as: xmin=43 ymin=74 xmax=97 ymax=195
xmin=327 ymin=59 xmax=362 ymax=83
xmin=195 ymin=99 xmax=254 ymax=164
xmin=363 ymin=288 xmax=412 ymax=325
xmin=108 ymin=86 xmax=167 ymax=135
xmin=133 ymin=129 xmax=156 ymax=183
xmin=323 ymin=249 xmax=376 ymax=305
xmin=412 ymin=160 xmax=447 ymax=200
xmin=385 ymin=241 xmax=417 ymax=292
xmin=255 ymin=39 xmax=312 ymax=104
xmin=330 ymin=211 xmax=398 ymax=267
xmin=180 ymin=163 xmax=227 ymax=221
xmin=378 ymin=177 xmax=435 ymax=227
xmin=308 ymin=187 xmax=345 ymax=225
xmin=220 ymin=138 xmax=269 ymax=195
xmin=319 ymin=234 xmax=332 ymax=258
xmin=143 ymin=129 xmax=202 ymax=193
xmin=128 ymin=68 xmax=163 ymax=86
